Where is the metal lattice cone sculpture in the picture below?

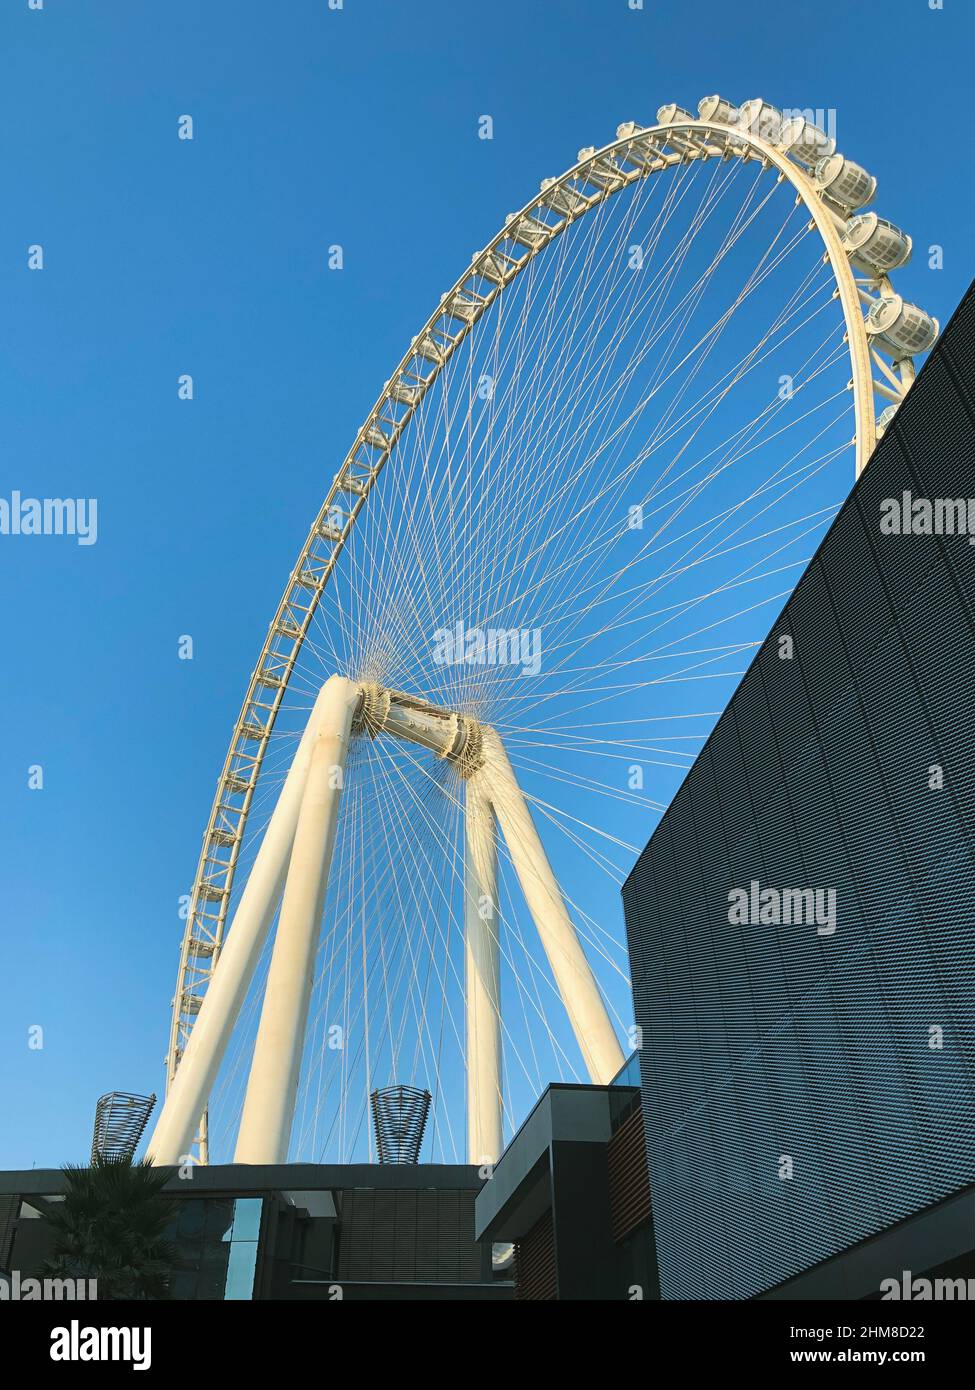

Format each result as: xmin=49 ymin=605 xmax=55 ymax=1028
xmin=371 ymin=1085 xmax=432 ymax=1165
xmin=92 ymin=1092 xmax=157 ymax=1163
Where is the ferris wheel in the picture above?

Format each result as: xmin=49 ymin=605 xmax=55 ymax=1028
xmin=147 ymin=96 xmax=938 ymax=1169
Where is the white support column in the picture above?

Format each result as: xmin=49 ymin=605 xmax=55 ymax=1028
xmin=481 ymin=730 xmax=624 ymax=1084
xmin=146 ymin=681 xmax=341 ymax=1166
xmin=464 ymin=775 xmax=502 ymax=1167
xmin=235 ymin=675 xmax=360 ymax=1164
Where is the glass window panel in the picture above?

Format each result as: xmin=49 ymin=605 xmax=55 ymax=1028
xmin=223 ymin=1240 xmax=258 ymax=1300
xmin=204 ymin=1199 xmax=235 ymax=1244
xmin=176 ymin=1201 xmax=206 ymax=1241
xmin=197 ymin=1259 xmax=232 ymax=1301
xmin=230 ymin=1198 xmax=262 ymax=1242
xmin=200 ymin=1242 xmax=231 ymax=1284
xmin=169 ymin=1269 xmax=199 ymax=1301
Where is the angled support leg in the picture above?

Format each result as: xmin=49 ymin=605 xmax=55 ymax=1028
xmin=235 ymin=675 xmax=360 ymax=1164
xmin=465 ymin=775 xmax=502 ymax=1166
xmin=481 ymin=729 xmax=624 ymax=1085
xmin=147 ymin=680 xmax=346 ymax=1165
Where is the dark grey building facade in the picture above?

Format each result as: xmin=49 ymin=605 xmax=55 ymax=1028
xmin=0 ymin=1163 xmax=512 ymax=1301
xmin=474 ymin=1055 xmax=657 ymax=1299
xmin=623 ymin=282 xmax=975 ymax=1299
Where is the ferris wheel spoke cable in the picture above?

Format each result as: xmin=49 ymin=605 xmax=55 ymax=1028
xmin=442 ymin=247 xmax=828 ymax=647
xmin=533 ymin=491 xmax=842 ymax=652
xmin=501 ymin=406 xmax=850 ymax=729
xmin=332 ymin=742 xmax=581 ymax=1141
xmin=529 ymin=425 xmax=849 ymax=679
xmin=342 ymin=166 xmax=801 ymax=717
xmin=300 ymin=756 xmax=467 ymax=1156
xmin=472 ymin=279 xmax=836 ymax=615
xmin=447 ymin=173 xmax=773 ymax=631
xmin=492 ymin=162 xmax=794 ymax=533
xmin=356 ymin=159 xmax=745 ymax=675
xmin=500 ymin=440 xmax=848 ymax=739
xmin=376 ymin=728 xmax=627 ymax=1044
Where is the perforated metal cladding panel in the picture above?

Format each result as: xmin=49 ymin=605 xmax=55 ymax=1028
xmin=622 ymin=283 xmax=975 ymax=1299
xmin=334 ymin=1189 xmax=483 ymax=1284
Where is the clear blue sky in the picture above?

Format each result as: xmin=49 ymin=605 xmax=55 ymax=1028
xmin=1 ymin=0 xmax=971 ymax=1169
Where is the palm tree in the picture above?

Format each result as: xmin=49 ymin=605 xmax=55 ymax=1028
xmin=42 ymin=1155 xmax=176 ymax=1300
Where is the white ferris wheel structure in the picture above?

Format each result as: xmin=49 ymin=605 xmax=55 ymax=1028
xmin=147 ymin=96 xmax=938 ymax=1170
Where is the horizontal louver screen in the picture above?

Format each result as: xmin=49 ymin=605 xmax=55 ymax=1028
xmin=514 ymin=1209 xmax=556 ymax=1300
xmin=607 ymin=1106 xmax=652 ymax=1242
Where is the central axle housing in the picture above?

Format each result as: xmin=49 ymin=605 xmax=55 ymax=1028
xmin=355 ymin=681 xmax=485 ymax=778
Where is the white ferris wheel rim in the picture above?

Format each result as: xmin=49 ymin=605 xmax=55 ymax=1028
xmin=166 ymin=102 xmax=926 ymax=1159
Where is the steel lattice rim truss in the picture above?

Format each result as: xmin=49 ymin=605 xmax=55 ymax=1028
xmin=166 ymin=97 xmax=936 ymax=1160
